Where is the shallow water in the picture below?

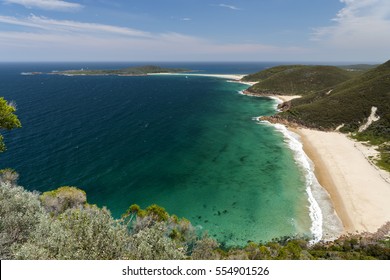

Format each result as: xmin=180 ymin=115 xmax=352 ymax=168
xmin=1 ymin=63 xmax=315 ymax=246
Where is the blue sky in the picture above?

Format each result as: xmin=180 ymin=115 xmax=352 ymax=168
xmin=0 ymin=0 xmax=389 ymax=62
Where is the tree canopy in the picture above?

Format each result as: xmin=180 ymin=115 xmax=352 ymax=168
xmin=0 ymin=97 xmax=21 ymax=152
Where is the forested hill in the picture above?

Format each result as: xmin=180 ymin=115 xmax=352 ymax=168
xmin=242 ymin=65 xmax=356 ymax=96
xmin=278 ymin=60 xmax=390 ymax=137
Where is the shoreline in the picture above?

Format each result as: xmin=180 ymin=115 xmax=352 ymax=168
xmin=294 ymin=128 xmax=390 ymax=234
xmin=246 ymin=89 xmax=390 ymax=236
xmin=242 ymin=90 xmax=302 ymax=103
xmin=148 ymin=73 xmax=390 ymax=237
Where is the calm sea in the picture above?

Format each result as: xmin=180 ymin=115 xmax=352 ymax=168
xmin=0 ymin=62 xmax=315 ymax=246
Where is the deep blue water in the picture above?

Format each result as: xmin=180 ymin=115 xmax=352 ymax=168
xmin=0 ymin=63 xmax=312 ymax=245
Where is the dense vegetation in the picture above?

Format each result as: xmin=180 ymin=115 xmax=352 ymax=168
xmin=52 ymin=65 xmax=188 ymax=76
xmin=243 ymin=65 xmax=355 ymax=96
xmin=242 ymin=61 xmax=390 ymax=171
xmin=280 ymin=61 xmax=390 ymax=131
xmin=1 ymin=174 xmax=389 ymax=260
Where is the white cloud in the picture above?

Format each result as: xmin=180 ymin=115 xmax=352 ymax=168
xmin=180 ymin=17 xmax=191 ymax=21
xmin=0 ymin=14 xmax=307 ymax=61
xmin=312 ymin=0 xmax=390 ymax=60
xmin=3 ymin=0 xmax=83 ymax=11
xmin=0 ymin=14 xmax=152 ymax=37
xmin=216 ymin=4 xmax=242 ymax=10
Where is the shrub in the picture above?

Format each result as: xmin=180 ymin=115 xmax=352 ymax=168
xmin=191 ymin=236 xmax=220 ymax=260
xmin=40 ymin=186 xmax=87 ymax=215
xmin=13 ymin=206 xmax=131 ymax=260
xmin=0 ymin=179 xmax=44 ymax=259
xmin=129 ymin=222 xmax=186 ymax=260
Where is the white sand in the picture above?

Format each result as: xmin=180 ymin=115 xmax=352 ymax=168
xmin=243 ymin=92 xmax=302 ymax=103
xmin=296 ymin=128 xmax=390 ymax=234
xmin=273 ymin=95 xmax=302 ymax=102
xmin=149 ymin=72 xmax=245 ymax=80
xmin=149 ymin=73 xmax=261 ymax=86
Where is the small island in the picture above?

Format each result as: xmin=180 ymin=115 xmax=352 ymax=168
xmin=49 ymin=65 xmax=189 ymax=76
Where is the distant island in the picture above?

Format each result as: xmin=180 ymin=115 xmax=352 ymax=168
xmin=48 ymin=65 xmax=189 ymax=76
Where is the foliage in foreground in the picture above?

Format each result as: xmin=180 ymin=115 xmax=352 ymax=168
xmin=0 ymin=97 xmax=21 ymax=152
xmin=1 ymin=171 xmax=389 ymax=260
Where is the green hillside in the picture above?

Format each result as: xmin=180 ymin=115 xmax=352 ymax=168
xmin=242 ymin=65 xmax=304 ymax=82
xmin=278 ymin=60 xmax=390 ymax=171
xmin=243 ymin=65 xmax=355 ymax=96
xmin=280 ymin=60 xmax=390 ymax=134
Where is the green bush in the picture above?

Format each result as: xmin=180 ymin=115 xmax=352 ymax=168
xmin=0 ymin=180 xmax=44 ymax=259
xmin=2 ymin=179 xmax=390 ymax=260
xmin=40 ymin=186 xmax=87 ymax=215
xmin=129 ymin=222 xmax=186 ymax=260
xmin=13 ymin=207 xmax=131 ymax=260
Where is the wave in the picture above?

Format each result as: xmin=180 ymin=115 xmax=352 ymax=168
xmin=258 ymin=120 xmax=343 ymax=242
xmin=272 ymin=123 xmax=323 ymax=242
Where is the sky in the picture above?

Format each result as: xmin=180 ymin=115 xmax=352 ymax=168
xmin=0 ymin=0 xmax=389 ymax=62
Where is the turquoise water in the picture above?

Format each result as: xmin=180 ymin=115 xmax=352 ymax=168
xmin=0 ymin=63 xmax=313 ymax=246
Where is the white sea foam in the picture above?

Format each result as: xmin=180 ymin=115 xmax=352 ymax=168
xmin=255 ymin=119 xmax=344 ymax=243
xmin=261 ymin=122 xmax=343 ymax=242
xmin=272 ymin=124 xmax=323 ymax=242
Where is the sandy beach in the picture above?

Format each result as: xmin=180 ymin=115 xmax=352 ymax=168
xmin=241 ymin=90 xmax=301 ymax=103
xmin=149 ymin=72 xmax=246 ymax=80
xmin=295 ymin=128 xmax=390 ymax=234
xmin=267 ymin=95 xmax=302 ymax=103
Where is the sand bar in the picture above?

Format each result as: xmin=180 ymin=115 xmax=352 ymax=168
xmin=295 ymin=128 xmax=390 ymax=234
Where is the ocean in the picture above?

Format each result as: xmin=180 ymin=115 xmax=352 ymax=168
xmin=0 ymin=62 xmax=340 ymax=246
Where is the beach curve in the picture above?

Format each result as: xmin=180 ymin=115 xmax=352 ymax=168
xmin=295 ymin=128 xmax=390 ymax=234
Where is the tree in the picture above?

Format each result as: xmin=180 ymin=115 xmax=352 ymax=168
xmin=0 ymin=97 xmax=21 ymax=152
